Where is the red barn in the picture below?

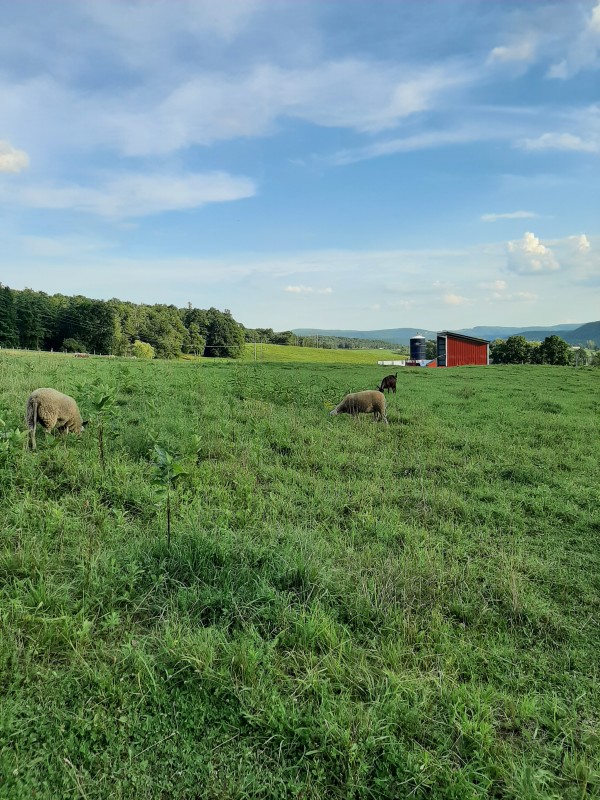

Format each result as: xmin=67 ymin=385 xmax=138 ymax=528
xmin=436 ymin=331 xmax=489 ymax=367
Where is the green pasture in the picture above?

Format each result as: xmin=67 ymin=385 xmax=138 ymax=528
xmin=240 ymin=342 xmax=404 ymax=364
xmin=0 ymin=351 xmax=598 ymax=799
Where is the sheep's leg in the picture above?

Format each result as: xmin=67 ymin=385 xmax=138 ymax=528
xmin=27 ymin=401 xmax=38 ymax=451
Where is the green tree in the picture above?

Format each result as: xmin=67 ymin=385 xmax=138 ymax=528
xmin=184 ymin=323 xmax=205 ymax=356
xmin=272 ymin=331 xmax=295 ymax=346
xmin=204 ymin=308 xmax=245 ymax=358
xmin=538 ymin=335 xmax=573 ymax=366
xmin=0 ymin=285 xmax=18 ymax=347
xmin=139 ymin=305 xmax=187 ymax=359
xmin=503 ymin=335 xmax=531 ymax=364
xmin=132 ymin=339 xmax=155 ymax=360
xmin=62 ymin=338 xmax=87 ymax=353
xmin=425 ymin=339 xmax=437 ymax=359
xmin=181 ymin=305 xmax=209 ymax=338
xmin=15 ymin=290 xmax=46 ymax=349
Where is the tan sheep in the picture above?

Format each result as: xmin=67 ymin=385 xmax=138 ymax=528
xmin=26 ymin=388 xmax=87 ymax=451
xmin=329 ymin=390 xmax=388 ymax=424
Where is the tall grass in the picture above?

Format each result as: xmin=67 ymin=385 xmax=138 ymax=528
xmin=0 ymin=351 xmax=598 ymax=799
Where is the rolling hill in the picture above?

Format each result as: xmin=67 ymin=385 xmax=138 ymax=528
xmin=515 ymin=321 xmax=600 ymax=346
xmin=293 ymin=323 xmax=585 ymax=346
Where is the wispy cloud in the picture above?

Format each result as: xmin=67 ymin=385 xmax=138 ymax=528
xmin=547 ymin=1 xmax=600 ymax=78
xmin=491 ymin=290 xmax=537 ymax=302
xmin=329 ymin=127 xmax=483 ymax=166
xmin=518 ymin=132 xmax=599 ymax=152
xmin=0 ymin=171 xmax=256 ymax=218
xmin=97 ymin=61 xmax=473 ymax=157
xmin=284 ymin=285 xmax=332 ymax=295
xmin=482 ymin=210 xmax=538 ymax=222
xmin=488 ymin=39 xmax=537 ymax=65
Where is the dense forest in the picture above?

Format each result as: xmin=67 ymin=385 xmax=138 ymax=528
xmin=0 ymin=284 xmax=245 ymax=359
xmin=0 ymin=284 xmax=399 ymax=359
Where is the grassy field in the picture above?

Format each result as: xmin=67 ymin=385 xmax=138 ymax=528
xmin=0 ymin=351 xmax=598 ymax=799
xmin=240 ymin=343 xmax=405 ymax=364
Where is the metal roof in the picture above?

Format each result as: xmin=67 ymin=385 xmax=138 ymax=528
xmin=437 ymin=331 xmax=490 ymax=345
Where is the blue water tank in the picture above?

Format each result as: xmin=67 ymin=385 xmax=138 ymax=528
xmin=410 ymin=334 xmax=426 ymax=360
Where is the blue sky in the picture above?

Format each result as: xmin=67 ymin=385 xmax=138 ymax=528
xmin=1 ymin=0 xmax=599 ymax=331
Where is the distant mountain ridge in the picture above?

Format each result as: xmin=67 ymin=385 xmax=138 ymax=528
xmin=514 ymin=321 xmax=600 ymax=346
xmin=292 ymin=323 xmax=591 ymax=346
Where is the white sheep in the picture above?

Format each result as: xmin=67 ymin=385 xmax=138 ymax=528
xmin=329 ymin=390 xmax=389 ymax=424
xmin=26 ymin=388 xmax=87 ymax=451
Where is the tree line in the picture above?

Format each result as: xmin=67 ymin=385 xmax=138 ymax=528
xmin=0 ymin=284 xmax=407 ymax=358
xmin=490 ymin=334 xmax=599 ymax=366
xmin=243 ymin=328 xmax=399 ymax=350
xmin=4 ymin=284 xmax=595 ymax=364
xmin=0 ymin=284 xmax=245 ymax=359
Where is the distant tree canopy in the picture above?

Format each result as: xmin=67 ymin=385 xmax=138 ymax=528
xmin=491 ymin=334 xmax=574 ymax=366
xmin=1 ymin=283 xmax=402 ymax=359
xmin=0 ymin=285 xmax=246 ymax=360
xmin=244 ymin=327 xmax=397 ymax=350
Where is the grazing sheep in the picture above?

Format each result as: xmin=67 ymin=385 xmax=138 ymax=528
xmin=377 ymin=373 xmax=397 ymax=394
xmin=26 ymin=388 xmax=87 ymax=451
xmin=330 ymin=390 xmax=388 ymax=424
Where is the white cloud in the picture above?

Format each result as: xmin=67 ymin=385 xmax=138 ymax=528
xmin=504 ymin=232 xmax=598 ymax=283
xmin=518 ymin=132 xmax=599 ymax=152
xmin=548 ymin=1 xmax=600 ymax=78
xmin=481 ymin=210 xmax=538 ymax=222
xmin=105 ymin=61 xmax=471 ymax=156
xmin=0 ymin=140 xmax=29 ymax=173
xmin=443 ymin=293 xmax=470 ymax=306
xmin=491 ymin=290 xmax=537 ymax=302
xmin=553 ymin=234 xmax=599 ymax=283
xmin=567 ymin=233 xmax=591 ymax=253
xmin=0 ymin=55 xmax=473 ymax=161
xmin=488 ymin=39 xmax=536 ymax=64
xmin=478 ymin=279 xmax=536 ymax=303
xmin=0 ymin=171 xmax=256 ymax=218
xmin=284 ymin=285 xmax=332 ymax=294
xmin=507 ymin=232 xmax=560 ymax=274
xmin=329 ymin=127 xmax=484 ymax=166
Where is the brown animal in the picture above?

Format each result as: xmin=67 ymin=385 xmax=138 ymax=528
xmin=329 ymin=390 xmax=388 ymax=424
xmin=26 ymin=388 xmax=87 ymax=451
xmin=377 ymin=373 xmax=397 ymax=394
